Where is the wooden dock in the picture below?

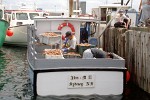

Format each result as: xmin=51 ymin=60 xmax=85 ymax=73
xmin=103 ymin=27 xmax=150 ymax=93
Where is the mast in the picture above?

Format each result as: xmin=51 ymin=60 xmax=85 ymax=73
xmin=69 ymin=0 xmax=73 ymax=17
xmin=121 ymin=0 xmax=123 ymax=5
xmin=76 ymin=0 xmax=79 ymax=15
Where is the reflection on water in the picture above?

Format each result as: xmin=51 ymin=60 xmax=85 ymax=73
xmin=0 ymin=45 xmax=33 ymax=100
xmin=35 ymin=95 xmax=123 ymax=100
xmin=0 ymin=45 xmax=150 ymax=100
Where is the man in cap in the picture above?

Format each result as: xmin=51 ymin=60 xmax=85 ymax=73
xmin=62 ymin=31 xmax=77 ymax=52
xmin=114 ymin=9 xmax=130 ymax=29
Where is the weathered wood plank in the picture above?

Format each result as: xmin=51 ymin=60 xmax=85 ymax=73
xmin=130 ymin=27 xmax=150 ymax=32
xmin=135 ymin=31 xmax=142 ymax=87
xmin=125 ymin=31 xmax=130 ymax=68
xmin=141 ymin=33 xmax=146 ymax=91
xmin=145 ymin=33 xmax=150 ymax=93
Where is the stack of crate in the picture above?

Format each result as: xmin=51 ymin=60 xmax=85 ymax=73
xmin=38 ymin=32 xmax=62 ymax=46
xmin=38 ymin=32 xmax=63 ymax=59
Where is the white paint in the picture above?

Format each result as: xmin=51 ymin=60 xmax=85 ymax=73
xmin=36 ymin=19 xmax=81 ymax=44
xmin=37 ymin=71 xmax=124 ymax=96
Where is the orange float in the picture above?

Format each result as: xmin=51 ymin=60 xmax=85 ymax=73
xmin=126 ymin=70 xmax=130 ymax=83
xmin=6 ymin=29 xmax=13 ymax=37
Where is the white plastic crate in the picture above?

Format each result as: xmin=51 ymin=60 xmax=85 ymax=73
xmin=39 ymin=32 xmax=61 ymax=45
xmin=45 ymin=54 xmax=64 ymax=59
xmin=44 ymin=49 xmax=64 ymax=59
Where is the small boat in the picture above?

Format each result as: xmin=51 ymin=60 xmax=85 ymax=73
xmin=4 ymin=9 xmax=44 ymax=46
xmin=0 ymin=5 xmax=9 ymax=48
xmin=27 ymin=16 xmax=127 ymax=96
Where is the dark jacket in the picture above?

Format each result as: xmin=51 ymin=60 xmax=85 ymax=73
xmin=90 ymin=48 xmax=106 ymax=58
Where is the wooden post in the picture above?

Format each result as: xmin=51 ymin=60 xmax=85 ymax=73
xmin=103 ymin=27 xmax=150 ymax=93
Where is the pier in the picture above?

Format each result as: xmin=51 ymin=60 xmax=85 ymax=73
xmin=103 ymin=27 xmax=150 ymax=93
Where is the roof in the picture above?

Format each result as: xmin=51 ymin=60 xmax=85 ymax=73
xmin=99 ymin=4 xmax=130 ymax=9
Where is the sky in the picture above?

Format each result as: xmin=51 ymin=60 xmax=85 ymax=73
xmin=2 ymin=0 xmax=140 ymax=13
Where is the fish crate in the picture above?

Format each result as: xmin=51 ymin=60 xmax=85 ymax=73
xmin=63 ymin=52 xmax=81 ymax=58
xmin=38 ymin=32 xmax=62 ymax=45
xmin=77 ymin=44 xmax=95 ymax=56
xmin=43 ymin=49 xmax=64 ymax=59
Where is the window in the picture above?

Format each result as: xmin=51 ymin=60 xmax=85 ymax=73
xmin=16 ymin=13 xmax=28 ymax=20
xmin=29 ymin=13 xmax=39 ymax=20
xmin=12 ymin=13 xmax=15 ymax=20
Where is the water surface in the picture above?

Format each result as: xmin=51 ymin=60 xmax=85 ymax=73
xmin=0 ymin=45 xmax=150 ymax=100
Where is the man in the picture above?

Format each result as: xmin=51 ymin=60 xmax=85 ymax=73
xmin=138 ymin=0 xmax=150 ymax=27
xmin=82 ymin=48 xmax=113 ymax=59
xmin=114 ymin=10 xmax=130 ymax=29
xmin=62 ymin=31 xmax=77 ymax=52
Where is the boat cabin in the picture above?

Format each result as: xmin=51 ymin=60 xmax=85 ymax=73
xmin=4 ymin=10 xmax=44 ymax=26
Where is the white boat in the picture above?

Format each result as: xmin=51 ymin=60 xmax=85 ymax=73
xmin=27 ymin=16 xmax=127 ymax=96
xmin=4 ymin=10 xmax=44 ymax=46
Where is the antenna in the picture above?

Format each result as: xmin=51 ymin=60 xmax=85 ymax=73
xmin=106 ymin=0 xmax=108 ymax=4
xmin=126 ymin=0 xmax=131 ymax=5
xmin=34 ymin=2 xmax=36 ymax=10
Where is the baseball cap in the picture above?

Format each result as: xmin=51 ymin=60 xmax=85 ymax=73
xmin=118 ymin=9 xmax=124 ymax=14
xmin=65 ymin=31 xmax=72 ymax=38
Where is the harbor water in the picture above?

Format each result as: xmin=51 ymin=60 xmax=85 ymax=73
xmin=0 ymin=45 xmax=150 ymax=100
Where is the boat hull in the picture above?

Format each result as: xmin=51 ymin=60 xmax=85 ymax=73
xmin=4 ymin=25 xmax=28 ymax=46
xmin=28 ymin=61 xmax=126 ymax=96
xmin=0 ymin=19 xmax=9 ymax=47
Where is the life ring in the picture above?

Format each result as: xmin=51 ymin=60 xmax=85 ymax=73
xmin=58 ymin=22 xmax=75 ymax=33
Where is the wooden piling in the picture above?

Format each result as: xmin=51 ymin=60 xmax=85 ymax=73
xmin=103 ymin=27 xmax=150 ymax=93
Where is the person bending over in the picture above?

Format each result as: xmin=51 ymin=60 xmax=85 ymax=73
xmin=82 ymin=48 xmax=113 ymax=59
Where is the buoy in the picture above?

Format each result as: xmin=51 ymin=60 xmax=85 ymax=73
xmin=126 ymin=70 xmax=130 ymax=83
xmin=58 ymin=22 xmax=75 ymax=33
xmin=6 ymin=29 xmax=13 ymax=37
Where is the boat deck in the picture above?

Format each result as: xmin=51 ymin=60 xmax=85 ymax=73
xmin=27 ymin=43 xmax=125 ymax=71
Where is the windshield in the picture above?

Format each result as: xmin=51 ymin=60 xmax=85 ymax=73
xmin=16 ymin=13 xmax=28 ymax=20
xmin=29 ymin=13 xmax=39 ymax=20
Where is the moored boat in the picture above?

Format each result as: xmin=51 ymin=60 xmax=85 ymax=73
xmin=4 ymin=10 xmax=44 ymax=46
xmin=0 ymin=20 xmax=9 ymax=47
xmin=0 ymin=5 xmax=9 ymax=48
xmin=27 ymin=16 xmax=127 ymax=96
